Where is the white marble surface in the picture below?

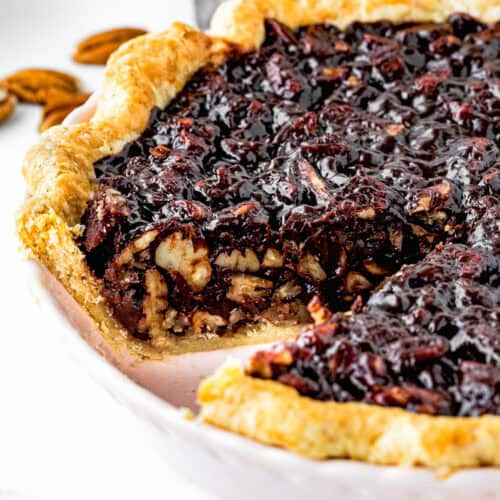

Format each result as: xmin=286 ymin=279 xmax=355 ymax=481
xmin=0 ymin=1 xmax=213 ymax=499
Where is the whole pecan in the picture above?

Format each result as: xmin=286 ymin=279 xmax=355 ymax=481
xmin=1 ymin=68 xmax=79 ymax=104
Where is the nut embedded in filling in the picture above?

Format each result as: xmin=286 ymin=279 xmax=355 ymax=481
xmin=81 ymin=10 xmax=499 ymax=411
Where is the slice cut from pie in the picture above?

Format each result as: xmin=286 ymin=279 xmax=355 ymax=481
xmin=18 ymin=0 xmax=499 ymax=467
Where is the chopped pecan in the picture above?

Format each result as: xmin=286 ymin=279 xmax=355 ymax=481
xmin=307 ymin=296 xmax=332 ymax=325
xmin=214 ymin=248 xmax=260 ymax=272
xmin=297 ymin=253 xmax=327 ymax=281
xmin=138 ymin=269 xmax=169 ymax=347
xmin=155 ymin=231 xmax=211 ymax=291
xmin=262 ymin=248 xmax=284 ymax=268
xmin=275 ymin=281 xmax=302 ymax=302
xmin=389 ymin=228 xmax=403 ymax=251
xmin=227 ymin=274 xmax=273 ymax=304
xmin=192 ymin=311 xmax=227 ymax=335
xmin=344 ymin=272 xmax=373 ymax=294
xmin=363 ymin=259 xmax=390 ymax=276
xmin=356 ymin=207 xmax=376 ymax=220
xmin=117 ymin=230 xmax=159 ymax=266
xmin=247 ymin=346 xmax=294 ymax=379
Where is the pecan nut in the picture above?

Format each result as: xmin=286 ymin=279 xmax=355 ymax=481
xmin=275 ymin=281 xmax=302 ymax=301
xmin=214 ymin=248 xmax=260 ymax=272
xmin=73 ymin=27 xmax=147 ymax=64
xmin=262 ymin=248 xmax=284 ymax=268
xmin=344 ymin=271 xmax=373 ymax=294
xmin=297 ymin=253 xmax=327 ymax=281
xmin=363 ymin=259 xmax=390 ymax=276
xmin=1 ymin=68 xmax=79 ymax=104
xmin=155 ymin=231 xmax=212 ymax=291
xmin=307 ymin=295 xmax=332 ymax=325
xmin=227 ymin=274 xmax=273 ymax=304
xmin=192 ymin=311 xmax=227 ymax=335
xmin=247 ymin=347 xmax=293 ymax=379
xmin=116 ymin=229 xmax=159 ymax=266
xmin=138 ymin=269 xmax=169 ymax=347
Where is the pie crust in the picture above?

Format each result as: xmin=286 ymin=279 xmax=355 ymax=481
xmin=17 ymin=0 xmax=499 ymax=467
xmin=199 ymin=361 xmax=500 ymax=467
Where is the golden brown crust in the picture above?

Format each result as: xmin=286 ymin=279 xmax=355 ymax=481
xmin=210 ymin=0 xmax=499 ymax=50
xmin=198 ymin=362 xmax=500 ymax=468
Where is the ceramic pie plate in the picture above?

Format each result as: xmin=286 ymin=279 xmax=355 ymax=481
xmin=27 ymin=86 xmax=499 ymax=500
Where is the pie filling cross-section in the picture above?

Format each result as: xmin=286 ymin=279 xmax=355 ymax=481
xmin=247 ymin=242 xmax=500 ymax=417
xmin=81 ymin=14 xmax=499 ymax=361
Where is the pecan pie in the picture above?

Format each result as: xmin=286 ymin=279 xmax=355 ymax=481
xmin=18 ymin=0 xmax=499 ymax=467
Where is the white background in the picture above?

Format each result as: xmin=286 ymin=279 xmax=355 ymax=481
xmin=0 ymin=1 xmax=214 ymax=499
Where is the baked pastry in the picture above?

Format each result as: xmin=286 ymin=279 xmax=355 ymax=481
xmin=18 ymin=0 xmax=499 ymax=467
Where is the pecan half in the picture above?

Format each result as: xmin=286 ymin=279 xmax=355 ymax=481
xmin=0 ymin=86 xmax=16 ymax=124
xmin=73 ymin=27 xmax=147 ymax=64
xmin=214 ymin=248 xmax=260 ymax=272
xmin=1 ymin=68 xmax=79 ymax=104
xmin=155 ymin=231 xmax=211 ymax=291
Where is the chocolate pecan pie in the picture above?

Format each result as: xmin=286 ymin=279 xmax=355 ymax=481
xmin=18 ymin=0 xmax=499 ymax=467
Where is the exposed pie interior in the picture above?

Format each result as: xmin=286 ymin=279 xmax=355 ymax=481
xmin=81 ymin=14 xmax=498 ymax=363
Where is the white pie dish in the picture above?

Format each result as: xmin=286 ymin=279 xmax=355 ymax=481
xmin=26 ymin=92 xmax=499 ymax=500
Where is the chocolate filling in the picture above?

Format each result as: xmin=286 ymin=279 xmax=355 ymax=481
xmin=81 ymin=14 xmax=499 ymax=413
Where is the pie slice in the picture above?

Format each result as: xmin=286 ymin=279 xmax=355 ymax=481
xmin=18 ymin=0 xmax=499 ymax=467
